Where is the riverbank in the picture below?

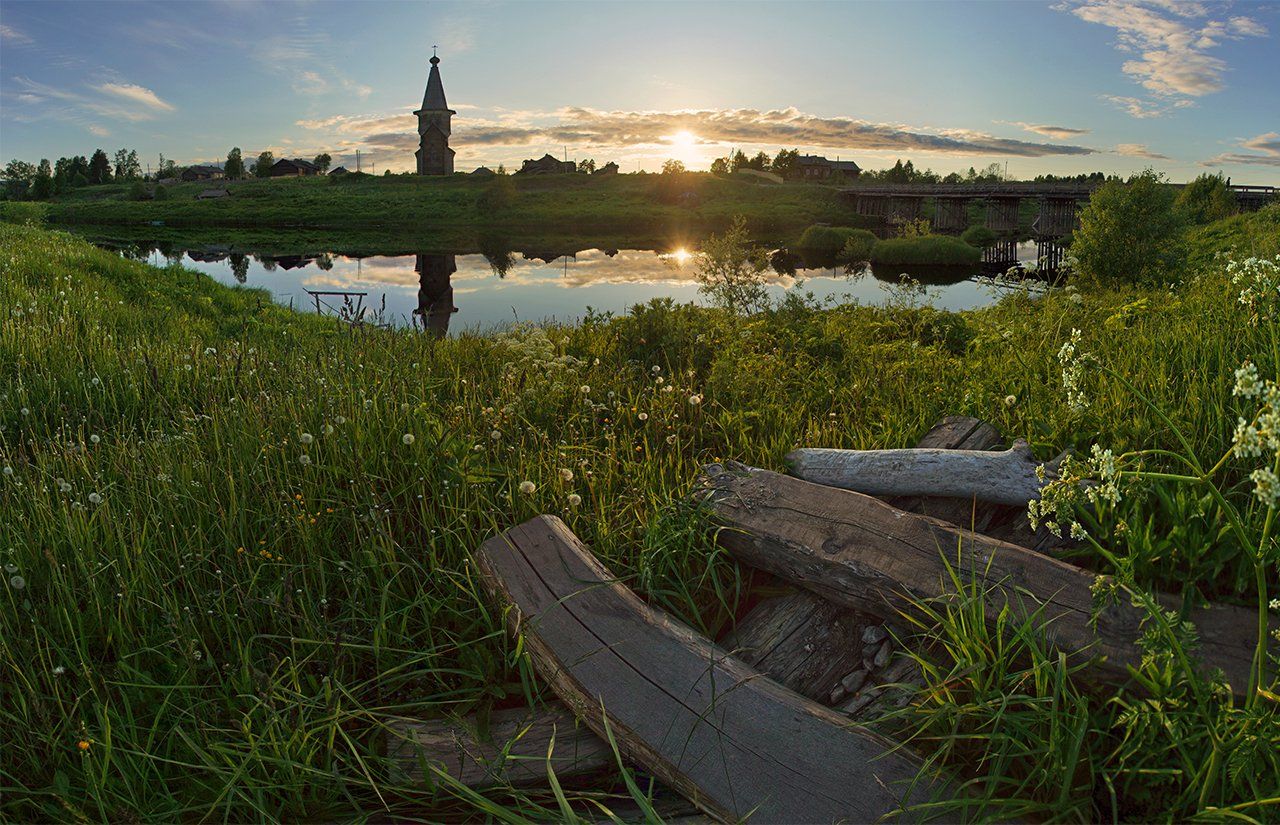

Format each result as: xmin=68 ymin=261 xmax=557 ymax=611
xmin=0 ymin=172 xmax=860 ymax=232
xmin=2 ymin=214 xmax=1278 ymax=821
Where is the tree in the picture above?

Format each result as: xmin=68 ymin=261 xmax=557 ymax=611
xmin=31 ymin=159 xmax=54 ymax=200
xmin=253 ymin=151 xmax=275 ymax=178
xmin=771 ymin=148 xmax=799 ymax=179
xmin=157 ymin=154 xmax=178 ymax=180
xmin=1073 ymin=170 xmax=1186 ymax=287
xmin=749 ymin=151 xmax=771 ymax=171
xmin=709 ymin=156 xmax=730 ymax=176
xmin=661 ymin=159 xmax=686 ymax=175
xmin=577 ymin=158 xmax=596 ymax=173
xmin=229 ymin=253 xmax=249 ymax=284
xmin=729 ymin=150 xmax=749 ymax=173
xmin=88 ymin=149 xmax=112 ymax=184
xmin=4 ymin=159 xmax=36 ymax=198
xmin=1176 ymin=172 xmax=1236 ymax=224
xmin=113 ymin=148 xmax=141 ymax=180
xmin=224 ymin=147 xmax=245 ymax=179
xmin=694 ymin=215 xmax=771 ymax=314
xmin=312 ymin=152 xmax=332 ymax=174
xmin=69 ymin=155 xmax=90 ymax=183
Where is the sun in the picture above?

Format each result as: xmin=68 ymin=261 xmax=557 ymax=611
xmin=668 ymin=130 xmax=697 ymax=148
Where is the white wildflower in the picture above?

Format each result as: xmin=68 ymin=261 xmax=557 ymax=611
xmin=559 ymin=468 xmax=573 ymax=482
xmin=1233 ymin=362 xmax=1264 ymax=399
xmin=402 ymin=433 xmax=415 ymax=445
xmin=688 ymin=394 xmax=703 ymax=406
xmin=518 ymin=480 xmax=536 ymax=495
xmin=299 ymin=432 xmax=314 ymax=445
xmin=567 ymin=493 xmax=582 ymax=507
xmin=1250 ymin=467 xmax=1280 ymax=507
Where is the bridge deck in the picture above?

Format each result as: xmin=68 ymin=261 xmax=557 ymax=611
xmin=840 ymin=182 xmax=1276 ymax=200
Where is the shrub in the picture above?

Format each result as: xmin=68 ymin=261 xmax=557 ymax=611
xmin=870 ymin=235 xmax=981 ymax=266
xmin=838 ymin=229 xmax=877 ymax=263
xmin=796 ymin=225 xmax=875 ymax=257
xmin=695 ymin=214 xmax=770 ymax=314
xmin=1176 ymin=173 xmax=1237 ymax=225
xmin=960 ymin=224 xmax=997 ymax=249
xmin=1073 ymin=171 xmax=1186 ymax=287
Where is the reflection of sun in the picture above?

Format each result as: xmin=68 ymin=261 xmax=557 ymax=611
xmin=662 ymin=247 xmax=694 ymax=267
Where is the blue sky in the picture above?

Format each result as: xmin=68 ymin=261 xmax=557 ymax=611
xmin=1 ymin=0 xmax=1277 ymax=180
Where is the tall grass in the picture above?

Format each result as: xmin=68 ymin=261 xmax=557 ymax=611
xmin=871 ymin=234 xmax=982 ymax=266
xmin=1 ymin=211 xmax=1278 ymax=821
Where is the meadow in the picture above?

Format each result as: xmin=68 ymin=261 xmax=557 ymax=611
xmin=2 ymin=204 xmax=1279 ymax=822
xmin=2 ymin=172 xmax=854 ymax=233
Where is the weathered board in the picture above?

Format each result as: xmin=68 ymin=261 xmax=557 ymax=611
xmin=387 ymin=704 xmax=612 ymax=788
xmin=698 ymin=466 xmax=1271 ymax=698
xmin=724 ymin=416 xmax=1004 ymax=705
xmin=475 ymin=514 xmax=941 ymax=823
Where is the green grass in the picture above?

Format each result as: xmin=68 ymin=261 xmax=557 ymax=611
xmin=2 ymin=172 xmax=854 ymax=232
xmin=2 ymin=211 xmax=1279 ymax=821
xmin=871 ymin=234 xmax=982 ymax=266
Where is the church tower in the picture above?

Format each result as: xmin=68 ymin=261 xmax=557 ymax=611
xmin=415 ymin=52 xmax=456 ymax=175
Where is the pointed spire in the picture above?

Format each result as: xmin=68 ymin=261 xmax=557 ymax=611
xmin=422 ymin=49 xmax=448 ymax=110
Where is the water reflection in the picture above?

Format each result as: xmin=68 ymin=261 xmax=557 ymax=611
xmin=414 ymin=254 xmax=458 ymax=338
xmin=94 ymin=236 xmax=1039 ymax=333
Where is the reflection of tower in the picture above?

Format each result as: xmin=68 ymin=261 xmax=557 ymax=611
xmin=413 ymin=254 xmax=458 ymax=337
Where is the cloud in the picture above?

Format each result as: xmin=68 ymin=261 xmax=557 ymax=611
xmin=302 ymin=105 xmax=1098 ymax=160
xmin=88 ymin=124 xmax=111 ymax=137
xmin=0 ymin=24 xmax=33 ymax=45
xmin=1202 ymin=132 xmax=1280 ymax=167
xmin=1004 ymin=121 xmax=1093 ymax=139
xmin=1062 ymin=0 xmax=1267 ymax=116
xmin=11 ymin=76 xmax=177 ymax=123
xmin=1100 ymin=94 xmax=1194 ymax=118
xmin=95 ymin=82 xmax=176 ymax=112
xmin=1114 ymin=142 xmax=1169 ymax=159
xmin=292 ymin=71 xmax=330 ymax=96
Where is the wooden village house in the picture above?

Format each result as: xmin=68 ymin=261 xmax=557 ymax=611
xmin=269 ymin=158 xmax=320 ymax=177
xmin=181 ymin=164 xmax=225 ymax=182
xmin=793 ymin=155 xmax=861 ymax=181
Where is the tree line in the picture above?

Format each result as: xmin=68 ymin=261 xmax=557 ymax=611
xmin=4 ymin=146 xmax=336 ymax=200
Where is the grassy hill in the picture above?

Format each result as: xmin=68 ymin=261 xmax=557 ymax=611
xmin=3 ymin=172 xmax=859 ymax=232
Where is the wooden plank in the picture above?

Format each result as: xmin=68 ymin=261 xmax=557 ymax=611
xmin=387 ymin=704 xmax=613 ymax=788
xmin=697 ymin=467 xmax=1271 ymax=698
xmin=476 ymin=515 xmax=941 ymax=823
xmin=723 ymin=416 xmax=1004 ymax=705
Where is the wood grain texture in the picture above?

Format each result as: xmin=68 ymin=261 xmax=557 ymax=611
xmin=697 ymin=466 xmax=1271 ymax=698
xmin=724 ymin=416 xmax=1005 ymax=705
xmin=786 ymin=440 xmax=1047 ymax=507
xmin=476 ymin=515 xmax=941 ymax=823
xmin=387 ymin=704 xmax=612 ymax=788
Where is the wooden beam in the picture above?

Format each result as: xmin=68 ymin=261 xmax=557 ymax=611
xmin=387 ymin=704 xmax=613 ymax=788
xmin=697 ymin=467 xmax=1271 ymax=698
xmin=474 ymin=515 xmax=941 ymax=823
xmin=724 ymin=417 xmax=1004 ymax=705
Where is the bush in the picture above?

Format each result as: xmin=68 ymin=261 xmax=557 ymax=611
xmin=796 ymin=224 xmax=875 ymax=256
xmin=960 ymin=224 xmax=997 ymax=249
xmin=870 ymin=235 xmax=981 ymax=266
xmin=1073 ymin=171 xmax=1186 ymax=287
xmin=838 ymin=229 xmax=877 ymax=263
xmin=1176 ymin=173 xmax=1237 ymax=225
xmin=127 ymin=180 xmax=148 ymax=201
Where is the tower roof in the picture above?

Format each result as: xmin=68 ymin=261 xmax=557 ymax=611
xmin=421 ymin=54 xmax=448 ymax=111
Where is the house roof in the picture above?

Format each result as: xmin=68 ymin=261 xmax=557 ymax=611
xmin=421 ymin=55 xmax=450 ymax=111
xmin=274 ymin=158 xmax=318 ymax=170
xmin=186 ymin=164 xmax=222 ymax=174
xmin=797 ymin=155 xmax=860 ymax=172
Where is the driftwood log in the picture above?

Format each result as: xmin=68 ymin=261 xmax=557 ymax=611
xmin=697 ymin=465 xmax=1272 ymax=698
xmin=786 ymin=439 xmax=1056 ymax=507
xmin=473 ymin=515 xmax=941 ymax=823
xmin=725 ymin=416 xmax=1005 ymax=706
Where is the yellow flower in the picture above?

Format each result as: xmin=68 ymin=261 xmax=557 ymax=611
xmin=77 ymin=740 xmax=91 ymax=751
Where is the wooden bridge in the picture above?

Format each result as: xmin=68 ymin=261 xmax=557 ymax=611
xmin=840 ymin=181 xmax=1275 ymax=233
xmin=840 ymin=181 xmax=1276 ymax=270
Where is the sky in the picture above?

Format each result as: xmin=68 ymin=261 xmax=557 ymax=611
xmin=1 ymin=0 xmax=1277 ymax=181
